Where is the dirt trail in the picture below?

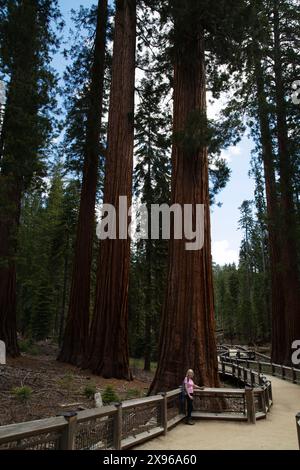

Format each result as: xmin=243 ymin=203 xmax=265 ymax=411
xmin=136 ymin=376 xmax=300 ymax=450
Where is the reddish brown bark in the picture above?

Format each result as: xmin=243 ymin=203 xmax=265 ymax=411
xmin=86 ymin=0 xmax=136 ymax=379
xmin=149 ymin=21 xmax=219 ymax=393
xmin=0 ymin=178 xmax=21 ymax=357
xmin=252 ymin=53 xmax=285 ymax=364
xmin=58 ymin=0 xmax=108 ymax=366
xmin=272 ymin=2 xmax=300 ymax=364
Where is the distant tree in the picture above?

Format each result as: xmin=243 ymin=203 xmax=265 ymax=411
xmin=58 ymin=0 xmax=109 ymax=366
xmin=0 ymin=0 xmax=61 ymax=355
xmin=132 ymin=68 xmax=171 ymax=370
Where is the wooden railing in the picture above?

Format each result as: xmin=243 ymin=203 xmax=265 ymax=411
xmin=218 ymin=359 xmax=273 ymax=420
xmin=219 ymin=354 xmax=300 ymax=385
xmin=0 ymin=360 xmax=273 ymax=450
xmin=296 ymin=413 xmax=300 ymax=450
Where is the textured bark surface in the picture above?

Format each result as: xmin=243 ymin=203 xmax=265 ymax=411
xmin=273 ymin=3 xmax=300 ymax=364
xmin=58 ymin=0 xmax=108 ymax=366
xmin=149 ymin=22 xmax=219 ymax=393
xmin=0 ymin=179 xmax=21 ymax=357
xmin=87 ymin=0 xmax=136 ymax=379
xmin=253 ymin=53 xmax=285 ymax=364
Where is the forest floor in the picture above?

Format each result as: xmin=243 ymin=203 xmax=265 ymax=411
xmin=0 ymin=341 xmax=153 ymax=426
xmin=136 ymin=374 xmax=300 ymax=450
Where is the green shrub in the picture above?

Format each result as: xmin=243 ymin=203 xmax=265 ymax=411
xmin=19 ymin=339 xmax=40 ymax=356
xmin=125 ymin=388 xmax=141 ymax=400
xmin=12 ymin=386 xmax=33 ymax=401
xmin=102 ymin=385 xmax=119 ymax=405
xmin=84 ymin=384 xmax=96 ymax=399
xmin=57 ymin=372 xmax=74 ymax=395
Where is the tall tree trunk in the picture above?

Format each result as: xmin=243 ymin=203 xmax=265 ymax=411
xmin=87 ymin=0 xmax=136 ymax=380
xmin=59 ymin=235 xmax=69 ymax=347
xmin=144 ymin=159 xmax=153 ymax=372
xmin=273 ymin=2 xmax=300 ymax=364
xmin=58 ymin=0 xmax=108 ymax=366
xmin=0 ymin=0 xmax=39 ymax=356
xmin=0 ymin=178 xmax=21 ymax=357
xmin=253 ymin=51 xmax=285 ymax=363
xmin=149 ymin=12 xmax=219 ymax=393
xmin=144 ymin=237 xmax=152 ymax=372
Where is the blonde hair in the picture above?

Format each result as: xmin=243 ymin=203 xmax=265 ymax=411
xmin=186 ymin=369 xmax=194 ymax=377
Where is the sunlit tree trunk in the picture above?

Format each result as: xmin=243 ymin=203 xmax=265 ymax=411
xmin=87 ymin=0 xmax=136 ymax=379
xmin=273 ymin=2 xmax=300 ymax=364
xmin=149 ymin=8 xmax=219 ymax=393
xmin=253 ymin=51 xmax=285 ymax=363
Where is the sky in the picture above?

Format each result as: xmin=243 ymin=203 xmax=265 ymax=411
xmin=57 ymin=0 xmax=256 ymax=266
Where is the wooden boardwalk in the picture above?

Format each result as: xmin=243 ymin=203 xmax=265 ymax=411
xmin=136 ymin=375 xmax=300 ymax=450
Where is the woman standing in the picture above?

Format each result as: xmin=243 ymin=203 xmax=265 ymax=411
xmin=184 ymin=369 xmax=204 ymax=425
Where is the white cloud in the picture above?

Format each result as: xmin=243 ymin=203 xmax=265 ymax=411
xmin=207 ymin=92 xmax=226 ymax=120
xmin=219 ymin=145 xmax=241 ymax=164
xmin=212 ymin=240 xmax=239 ymax=266
xmin=230 ymin=146 xmax=241 ymax=156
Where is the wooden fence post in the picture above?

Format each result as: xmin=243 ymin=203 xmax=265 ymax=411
xmin=296 ymin=413 xmax=300 ymax=450
xmin=243 ymin=368 xmax=248 ymax=384
xmin=268 ymin=382 xmax=273 ymax=404
xmin=161 ymin=393 xmax=168 ymax=436
xmin=250 ymin=371 xmax=255 ymax=387
xmin=237 ymin=365 xmax=241 ymax=380
xmin=260 ymin=389 xmax=267 ymax=414
xmin=222 ymin=360 xmax=225 ymax=376
xmin=245 ymin=388 xmax=256 ymax=424
xmin=258 ymin=362 xmax=262 ymax=374
xmin=272 ymin=364 xmax=275 ymax=376
xmin=281 ymin=366 xmax=285 ymax=380
xmin=292 ymin=368 xmax=297 ymax=384
xmin=58 ymin=412 xmax=77 ymax=450
xmin=114 ymin=403 xmax=122 ymax=450
xmin=264 ymin=386 xmax=270 ymax=411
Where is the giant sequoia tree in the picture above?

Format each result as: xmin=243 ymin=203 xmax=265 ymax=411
xmin=214 ymin=0 xmax=300 ymax=364
xmin=238 ymin=0 xmax=300 ymax=363
xmin=0 ymin=0 xmax=60 ymax=356
xmin=272 ymin=0 xmax=300 ymax=363
xmin=150 ymin=0 xmax=220 ymax=393
xmin=87 ymin=0 xmax=136 ymax=379
xmin=58 ymin=0 xmax=108 ymax=366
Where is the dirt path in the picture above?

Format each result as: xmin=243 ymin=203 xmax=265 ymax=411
xmin=136 ymin=376 xmax=300 ymax=450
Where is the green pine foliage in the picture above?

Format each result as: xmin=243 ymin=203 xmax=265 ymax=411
xmin=214 ymin=199 xmax=271 ymax=345
xmin=17 ymin=167 xmax=80 ymax=341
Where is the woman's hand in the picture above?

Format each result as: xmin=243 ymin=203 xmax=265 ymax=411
xmin=188 ymin=394 xmax=193 ymax=400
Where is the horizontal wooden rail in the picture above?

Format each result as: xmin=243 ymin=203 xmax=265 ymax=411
xmin=221 ymin=355 xmax=300 ymax=385
xmin=76 ymin=405 xmax=117 ymax=423
xmin=121 ymin=394 xmax=162 ymax=409
xmin=0 ymin=416 xmax=67 ymax=445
